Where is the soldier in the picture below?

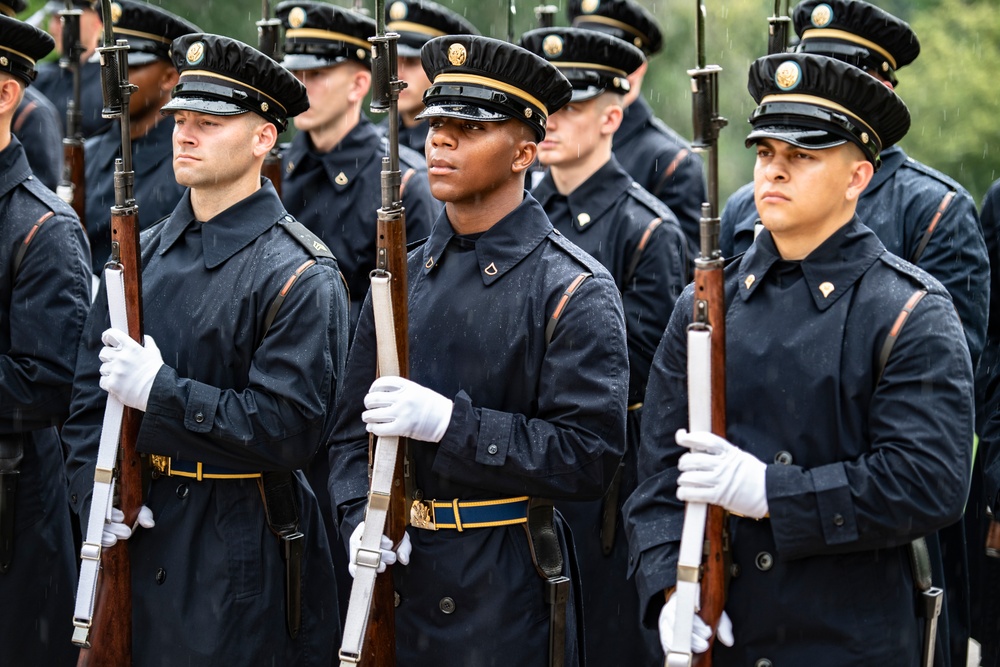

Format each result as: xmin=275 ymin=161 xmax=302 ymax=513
xmin=0 ymin=15 xmax=92 ymax=667
xmin=719 ymin=6 xmax=989 ymax=664
xmin=383 ymin=0 xmax=479 ymax=155
xmin=61 ymin=33 xmax=348 ymax=665
xmin=83 ymin=0 xmax=198 ymax=276
xmin=522 ymin=26 xmax=687 ymax=666
xmin=330 ymin=34 xmax=629 ymax=666
xmin=624 ymin=52 xmax=973 ymax=666
xmin=277 ymin=0 xmax=436 ymax=330
xmin=35 ymin=0 xmax=109 ymax=138
xmin=568 ymin=0 xmax=707 ymax=258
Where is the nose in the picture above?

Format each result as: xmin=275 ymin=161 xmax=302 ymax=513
xmin=428 ymin=122 xmax=456 ymax=149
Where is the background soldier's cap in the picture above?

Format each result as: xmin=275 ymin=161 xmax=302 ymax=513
xmin=162 ymin=33 xmax=309 ymax=132
xmin=277 ymin=0 xmax=375 ymax=70
xmin=386 ymin=0 xmax=479 ymax=58
xmin=519 ymin=27 xmax=643 ymax=102
xmin=566 ymin=0 xmax=662 ymax=57
xmin=793 ymin=0 xmax=919 ymax=86
xmin=745 ymin=52 xmax=910 ymax=168
xmin=0 ymin=0 xmax=26 ymax=17
xmin=108 ymin=0 xmax=200 ymax=67
xmin=0 ymin=14 xmax=55 ymax=84
xmin=416 ymin=34 xmax=572 ymax=142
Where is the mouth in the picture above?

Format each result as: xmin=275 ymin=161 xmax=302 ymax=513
xmin=759 ymin=190 xmax=788 ymax=203
xmin=175 ymin=154 xmax=199 ymax=162
xmin=538 ymin=139 xmax=558 ymax=150
xmin=427 ymin=158 xmax=456 ymax=175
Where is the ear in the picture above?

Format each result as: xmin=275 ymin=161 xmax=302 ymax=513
xmin=511 ymin=137 xmax=537 ymax=175
xmin=348 ymin=67 xmax=373 ymax=104
xmin=845 ymin=158 xmax=874 ymax=202
xmin=600 ymin=103 xmax=623 ymax=136
xmin=251 ymin=120 xmax=278 ymax=158
xmin=626 ymin=60 xmax=648 ymax=90
xmin=161 ymin=66 xmax=180 ymax=93
xmin=0 ymin=77 xmax=21 ymax=116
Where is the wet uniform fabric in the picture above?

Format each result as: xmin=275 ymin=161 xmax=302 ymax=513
xmin=12 ymin=86 xmax=62 ymax=191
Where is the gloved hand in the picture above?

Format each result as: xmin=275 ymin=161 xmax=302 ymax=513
xmin=348 ymin=521 xmax=412 ymax=578
xmin=658 ymin=592 xmax=734 ymax=655
xmin=362 ymin=376 xmax=453 ymax=443
xmin=99 ymin=328 xmax=164 ymax=412
xmin=101 ymin=505 xmax=155 ymax=548
xmin=676 ymin=429 xmax=769 ymax=519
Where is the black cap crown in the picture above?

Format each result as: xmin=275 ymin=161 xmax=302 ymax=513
xmin=387 ymin=0 xmax=478 ymax=58
xmin=162 ymin=33 xmax=308 ymax=131
xmin=793 ymin=0 xmax=919 ymax=86
xmin=0 ymin=0 xmax=26 ymax=17
xmin=277 ymin=1 xmax=375 ymax=69
xmin=0 ymin=14 xmax=55 ymax=84
xmin=107 ymin=0 xmax=200 ymax=67
xmin=520 ymin=27 xmax=643 ymax=102
xmin=567 ymin=0 xmax=661 ymax=56
xmin=417 ymin=35 xmax=571 ymax=142
xmin=746 ymin=52 xmax=909 ymax=167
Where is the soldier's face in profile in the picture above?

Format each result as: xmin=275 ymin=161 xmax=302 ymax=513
xmin=171 ymin=110 xmax=263 ymax=190
xmin=291 ymin=63 xmax=367 ymax=136
xmin=537 ymin=96 xmax=619 ymax=168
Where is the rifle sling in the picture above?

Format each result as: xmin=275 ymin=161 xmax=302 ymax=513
xmin=908 ymin=191 xmax=955 ymax=265
xmin=522 ymin=499 xmax=568 ymax=667
xmin=12 ymin=211 xmax=55 ymax=279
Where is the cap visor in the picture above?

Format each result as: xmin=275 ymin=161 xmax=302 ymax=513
xmin=161 ymin=96 xmax=248 ymax=117
xmin=396 ymin=43 xmax=422 ymax=58
xmin=415 ymin=103 xmax=508 ymax=123
xmin=127 ymin=51 xmax=162 ymax=67
xmin=569 ymin=85 xmax=604 ymax=103
xmin=745 ymin=125 xmax=847 ymax=150
xmin=281 ymin=53 xmax=350 ymax=71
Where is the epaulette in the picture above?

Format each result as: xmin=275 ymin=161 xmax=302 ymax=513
xmin=899 ymin=156 xmax=967 ymax=194
xmin=648 ymin=114 xmax=694 ymax=151
xmin=625 ymin=181 xmax=674 ymax=219
xmin=21 ymin=174 xmax=75 ymax=218
xmin=877 ymin=251 xmax=948 ymax=297
xmin=549 ymin=227 xmax=607 ymax=275
xmin=278 ymin=218 xmax=336 ymax=260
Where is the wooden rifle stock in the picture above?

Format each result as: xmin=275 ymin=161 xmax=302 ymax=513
xmin=986 ymin=508 xmax=1000 ymax=558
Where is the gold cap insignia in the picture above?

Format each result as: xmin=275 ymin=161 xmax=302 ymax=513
xmin=581 ymin=0 xmax=599 ymax=14
xmin=335 ymin=171 xmax=349 ymax=185
xmin=447 ymin=42 xmax=467 ymax=66
xmin=0 ymin=56 xmax=7 ymax=67
xmin=810 ymin=3 xmax=833 ymax=28
xmin=185 ymin=41 xmax=205 ymax=66
xmin=744 ymin=274 xmax=755 ymax=290
xmin=542 ymin=34 xmax=563 ymax=58
xmin=819 ymin=281 xmax=835 ymax=298
xmin=389 ymin=1 xmax=407 ymax=20
xmin=110 ymin=1 xmax=122 ymax=24
xmin=261 ymin=101 xmax=269 ymax=112
xmin=860 ymin=131 xmax=869 ymax=144
xmin=484 ymin=262 xmax=498 ymax=276
xmin=577 ymin=213 xmax=591 ymax=226
xmin=288 ymin=6 xmax=307 ymax=28
xmin=775 ymin=61 xmax=801 ymax=91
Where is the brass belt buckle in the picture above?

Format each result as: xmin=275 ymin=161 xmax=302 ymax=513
xmin=150 ymin=454 xmax=168 ymax=475
xmin=410 ymin=499 xmax=437 ymax=530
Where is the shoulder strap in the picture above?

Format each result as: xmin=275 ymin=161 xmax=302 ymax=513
xmin=623 ymin=217 xmax=663 ymax=287
xmin=279 ymin=219 xmax=335 ymax=260
xmin=909 ymin=191 xmax=956 ymax=265
xmin=545 ymin=272 xmax=592 ymax=345
xmin=876 ymin=287 xmax=929 ymax=383
xmin=12 ymin=211 xmax=55 ymax=280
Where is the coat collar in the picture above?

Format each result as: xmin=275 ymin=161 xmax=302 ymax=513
xmin=420 ymin=192 xmax=553 ymax=286
xmin=615 ymin=96 xmax=653 ymax=145
xmin=737 ymin=216 xmax=884 ymax=311
xmin=864 ymin=145 xmax=906 ymax=193
xmin=157 ymin=179 xmax=287 ymax=268
xmin=0 ymin=136 xmax=31 ymax=200
xmin=532 ymin=157 xmax=634 ymax=232
xmin=284 ymin=116 xmax=380 ymax=192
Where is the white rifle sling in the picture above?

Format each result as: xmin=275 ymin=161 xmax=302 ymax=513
xmin=667 ymin=326 xmax=713 ymax=667
xmin=339 ymin=272 xmax=402 ymax=665
xmin=72 ymin=267 xmax=130 ymax=646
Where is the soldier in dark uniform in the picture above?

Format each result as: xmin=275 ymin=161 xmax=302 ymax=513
xmin=718 ymin=6 xmax=989 ymax=664
xmin=0 ymin=15 xmax=92 ymax=667
xmin=2 ymin=0 xmax=63 ymax=190
xmin=522 ymin=26 xmax=687 ymax=666
xmin=330 ymin=34 xmax=629 ymax=666
xmin=35 ymin=0 xmax=109 ymax=139
xmin=568 ymin=0 xmax=707 ymax=259
xmin=624 ymin=52 xmax=973 ymax=666
xmin=382 ymin=0 xmax=479 ymax=155
xmin=83 ymin=0 xmax=198 ymax=276
xmin=277 ymin=0 xmax=436 ymax=330
xmin=61 ymin=33 xmax=347 ymax=665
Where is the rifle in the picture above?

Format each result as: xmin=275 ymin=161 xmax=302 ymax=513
xmin=533 ymin=4 xmax=557 ymax=29
xmin=257 ymin=0 xmax=285 ymax=197
xmin=666 ymin=3 xmax=728 ymax=667
xmin=767 ymin=0 xmax=792 ymax=56
xmin=337 ymin=1 xmax=409 ymax=665
xmin=71 ymin=1 xmax=144 ymax=664
xmin=56 ymin=0 xmax=87 ymax=229
xmin=507 ymin=0 xmax=517 ymax=42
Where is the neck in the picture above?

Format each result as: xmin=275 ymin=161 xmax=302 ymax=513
xmin=0 ymin=127 xmax=10 ymax=153
xmin=771 ymin=215 xmax=852 ymax=260
xmin=190 ymin=168 xmax=263 ymax=222
xmin=129 ymin=106 xmax=166 ymax=140
xmin=308 ymin=108 xmax=360 ymax=153
xmin=549 ymin=146 xmax=611 ymax=195
xmin=446 ymin=181 xmax=525 ymax=235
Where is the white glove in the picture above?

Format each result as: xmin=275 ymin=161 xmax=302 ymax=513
xmin=362 ymin=376 xmax=453 ymax=443
xmin=348 ymin=521 xmax=412 ymax=578
xmin=101 ymin=505 xmax=155 ymax=548
xmin=98 ymin=328 xmax=164 ymax=411
xmin=676 ymin=429 xmax=769 ymax=519
xmin=658 ymin=592 xmax=735 ymax=655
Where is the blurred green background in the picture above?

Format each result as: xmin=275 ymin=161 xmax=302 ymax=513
xmin=22 ymin=0 xmax=1000 ymax=205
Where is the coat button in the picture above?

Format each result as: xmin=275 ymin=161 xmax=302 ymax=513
xmin=730 ymin=563 xmax=741 ymax=578
xmin=754 ymin=660 xmax=773 ymax=667
xmin=155 ymin=568 xmax=167 ymax=585
xmin=833 ymin=513 xmax=845 ymax=527
xmin=194 ymin=412 xmax=205 ymax=423
xmin=394 ymin=591 xmax=401 ymax=608
xmin=774 ymin=450 xmax=793 ymax=465
xmin=439 ymin=597 xmax=456 ymax=614
xmin=176 ymin=483 xmax=189 ymax=499
xmin=487 ymin=444 xmax=498 ymax=455
xmin=71 ymin=494 xmax=78 ymax=503
xmin=755 ymin=551 xmax=773 ymax=571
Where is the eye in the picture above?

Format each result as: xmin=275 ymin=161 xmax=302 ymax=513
xmin=462 ymin=121 xmax=483 ymax=131
xmin=428 ymin=118 xmax=443 ymax=129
